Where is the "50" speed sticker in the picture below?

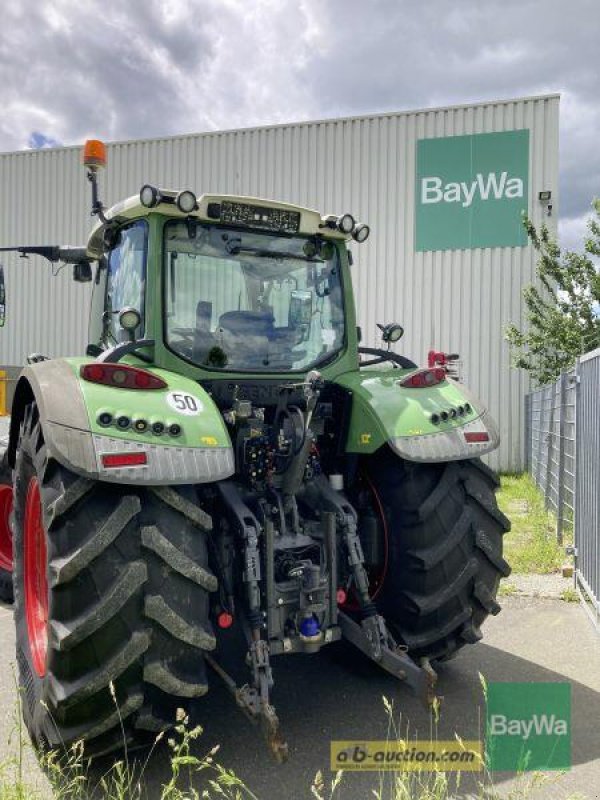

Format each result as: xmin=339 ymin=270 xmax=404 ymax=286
xmin=166 ymin=391 xmax=204 ymax=416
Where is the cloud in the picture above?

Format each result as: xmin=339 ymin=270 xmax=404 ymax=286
xmin=0 ymin=0 xmax=598 ymax=247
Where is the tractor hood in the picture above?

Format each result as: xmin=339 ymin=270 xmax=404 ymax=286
xmin=335 ymin=368 xmax=499 ymax=462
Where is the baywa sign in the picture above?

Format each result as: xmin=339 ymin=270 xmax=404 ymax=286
xmin=415 ymin=130 xmax=529 ymax=252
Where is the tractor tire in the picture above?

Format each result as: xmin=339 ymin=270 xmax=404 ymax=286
xmin=365 ymin=449 xmax=510 ymax=662
xmin=0 ymin=450 xmax=13 ymax=603
xmin=13 ymin=403 xmax=217 ymax=757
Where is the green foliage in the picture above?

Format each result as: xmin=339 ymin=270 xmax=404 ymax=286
xmin=497 ymin=473 xmax=570 ymax=573
xmin=505 ymin=200 xmax=600 ymax=385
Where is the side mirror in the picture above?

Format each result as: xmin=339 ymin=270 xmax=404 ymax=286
xmin=73 ymin=261 xmax=92 ymax=282
xmin=0 ymin=265 xmax=5 ymax=328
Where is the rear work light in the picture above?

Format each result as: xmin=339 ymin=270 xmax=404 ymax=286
xmin=464 ymin=432 xmax=490 ymax=444
xmin=102 ymin=452 xmax=148 ymax=468
xmin=399 ymin=368 xmax=446 ymax=388
xmin=81 ymin=363 xmax=167 ymax=390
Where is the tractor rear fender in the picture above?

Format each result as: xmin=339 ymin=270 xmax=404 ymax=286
xmin=334 ymin=369 xmax=500 ymax=463
xmin=8 ymin=358 xmax=235 ymax=485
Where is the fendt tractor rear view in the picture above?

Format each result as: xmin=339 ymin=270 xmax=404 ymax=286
xmin=0 ymin=140 xmax=510 ymax=760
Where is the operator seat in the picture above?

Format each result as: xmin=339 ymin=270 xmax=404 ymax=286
xmin=217 ymin=310 xmax=274 ymax=369
xmin=192 ymin=300 xmax=216 ymax=364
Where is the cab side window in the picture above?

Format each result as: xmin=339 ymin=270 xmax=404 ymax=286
xmin=105 ymin=221 xmax=148 ymax=343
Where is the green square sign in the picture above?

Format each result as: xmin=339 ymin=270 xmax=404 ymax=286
xmin=486 ymin=682 xmax=571 ymax=772
xmin=415 ymin=130 xmax=529 ymax=251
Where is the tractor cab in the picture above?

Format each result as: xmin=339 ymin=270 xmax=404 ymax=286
xmin=85 ymin=170 xmax=370 ymax=387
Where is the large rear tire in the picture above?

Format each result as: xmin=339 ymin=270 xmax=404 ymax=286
xmin=14 ymin=403 xmax=217 ymax=756
xmin=364 ymin=449 xmax=510 ymax=662
xmin=0 ymin=450 xmax=13 ymax=603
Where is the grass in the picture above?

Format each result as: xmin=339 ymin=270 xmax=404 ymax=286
xmin=497 ymin=473 xmax=572 ymax=574
xmin=560 ymin=587 xmax=579 ymax=603
xmin=0 ymin=696 xmax=259 ymax=800
xmin=0 ymin=690 xmax=587 ymax=800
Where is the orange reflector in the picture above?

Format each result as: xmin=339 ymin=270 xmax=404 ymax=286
xmin=464 ymin=432 xmax=489 ymax=443
xmin=102 ymin=452 xmax=147 ymax=468
xmin=83 ymin=139 xmax=107 ymax=168
xmin=217 ymin=611 xmax=234 ymax=629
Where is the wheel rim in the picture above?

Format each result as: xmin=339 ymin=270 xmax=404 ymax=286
xmin=0 ymin=484 xmax=13 ymax=572
xmin=342 ymin=472 xmax=389 ymax=611
xmin=24 ymin=478 xmax=48 ymax=677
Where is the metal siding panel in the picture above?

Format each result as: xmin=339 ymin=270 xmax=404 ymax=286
xmin=0 ymin=96 xmax=559 ymax=470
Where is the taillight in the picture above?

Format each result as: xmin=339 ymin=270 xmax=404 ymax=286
xmin=464 ymin=432 xmax=490 ymax=443
xmin=399 ymin=368 xmax=446 ymax=388
xmin=101 ymin=452 xmax=148 ymax=468
xmin=81 ymin=363 xmax=167 ymax=390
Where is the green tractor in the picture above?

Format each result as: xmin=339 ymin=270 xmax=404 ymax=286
xmin=0 ymin=140 xmax=510 ymax=760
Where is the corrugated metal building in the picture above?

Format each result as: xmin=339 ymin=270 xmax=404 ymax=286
xmin=0 ymin=93 xmax=559 ymax=470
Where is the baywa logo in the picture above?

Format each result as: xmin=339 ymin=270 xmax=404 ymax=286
xmin=415 ymin=129 xmax=529 ymax=252
xmin=420 ymin=171 xmax=524 ymax=209
xmin=486 ymin=682 xmax=571 ymax=771
xmin=489 ymin=712 xmax=568 ymax=740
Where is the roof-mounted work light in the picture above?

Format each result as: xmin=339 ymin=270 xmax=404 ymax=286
xmin=176 ymin=190 xmax=198 ymax=213
xmin=337 ymin=213 xmax=355 ymax=234
xmin=140 ymin=184 xmax=160 ymax=208
xmin=352 ymin=223 xmax=370 ymax=243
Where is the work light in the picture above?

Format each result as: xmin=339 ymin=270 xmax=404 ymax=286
xmin=352 ymin=223 xmax=370 ymax=243
xmin=176 ymin=190 xmax=198 ymax=213
xmin=337 ymin=213 xmax=355 ymax=234
xmin=140 ymin=184 xmax=159 ymax=208
xmin=119 ymin=307 xmax=141 ymax=333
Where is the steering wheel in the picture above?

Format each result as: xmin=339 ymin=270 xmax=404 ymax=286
xmin=358 ymin=347 xmax=417 ymax=369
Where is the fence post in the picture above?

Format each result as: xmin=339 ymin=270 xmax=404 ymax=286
xmin=556 ymin=371 xmax=567 ymax=545
xmin=524 ymin=393 xmax=530 ymax=471
xmin=544 ymin=385 xmax=555 ymax=510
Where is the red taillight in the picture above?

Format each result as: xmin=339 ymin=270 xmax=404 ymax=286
xmin=399 ymin=368 xmax=446 ymax=388
xmin=217 ymin=611 xmax=234 ymax=629
xmin=101 ymin=452 xmax=148 ymax=468
xmin=464 ymin=432 xmax=490 ymax=443
xmin=81 ymin=363 xmax=167 ymax=390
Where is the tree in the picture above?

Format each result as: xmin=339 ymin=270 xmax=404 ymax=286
xmin=505 ymin=199 xmax=600 ymax=386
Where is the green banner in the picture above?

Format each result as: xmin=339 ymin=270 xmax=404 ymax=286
xmin=415 ymin=130 xmax=529 ymax=251
xmin=486 ymin=682 xmax=571 ymax=771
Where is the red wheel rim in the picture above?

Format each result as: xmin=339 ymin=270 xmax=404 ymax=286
xmin=24 ymin=478 xmax=48 ymax=677
xmin=0 ymin=484 xmax=13 ymax=572
xmin=341 ymin=472 xmax=389 ymax=611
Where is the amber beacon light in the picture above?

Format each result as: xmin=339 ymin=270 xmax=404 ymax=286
xmin=82 ymin=139 xmax=107 ymax=169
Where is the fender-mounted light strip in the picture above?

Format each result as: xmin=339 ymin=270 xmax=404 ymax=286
xmin=464 ymin=432 xmax=489 ymax=443
xmin=102 ymin=452 xmax=148 ymax=468
xmin=81 ymin=363 xmax=167 ymax=390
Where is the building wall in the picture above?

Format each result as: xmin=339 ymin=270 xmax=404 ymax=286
xmin=0 ymin=94 xmax=559 ymax=470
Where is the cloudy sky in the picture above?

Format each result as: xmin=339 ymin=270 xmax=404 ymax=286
xmin=0 ymin=0 xmax=598 ymax=251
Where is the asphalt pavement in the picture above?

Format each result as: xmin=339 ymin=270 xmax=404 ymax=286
xmin=1 ymin=594 xmax=600 ymax=799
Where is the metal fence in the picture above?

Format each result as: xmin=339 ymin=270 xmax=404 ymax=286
xmin=525 ymin=347 xmax=600 ymax=627
xmin=525 ymin=367 xmax=577 ymax=544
